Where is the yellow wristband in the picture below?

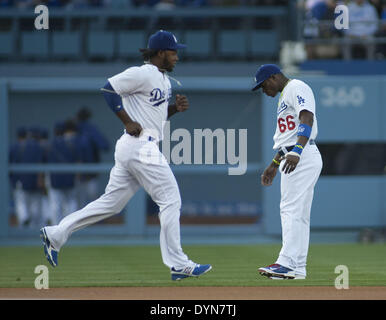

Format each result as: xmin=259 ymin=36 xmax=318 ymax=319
xmin=272 ymin=158 xmax=281 ymax=166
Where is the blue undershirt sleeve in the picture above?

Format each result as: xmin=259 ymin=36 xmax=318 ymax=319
xmin=101 ymin=81 xmax=123 ymax=113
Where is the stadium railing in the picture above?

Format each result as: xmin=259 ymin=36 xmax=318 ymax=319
xmin=300 ymin=17 xmax=386 ymax=60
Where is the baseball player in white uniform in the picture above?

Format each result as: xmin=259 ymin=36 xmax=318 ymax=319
xmin=252 ymin=64 xmax=322 ymax=280
xmin=40 ymin=30 xmax=212 ymax=281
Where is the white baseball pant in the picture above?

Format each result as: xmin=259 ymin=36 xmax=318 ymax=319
xmin=275 ymin=143 xmax=322 ymax=277
xmin=44 ymin=132 xmax=194 ymax=269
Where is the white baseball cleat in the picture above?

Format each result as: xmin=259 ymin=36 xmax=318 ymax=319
xmin=270 ymin=274 xmax=306 ymax=280
xmin=40 ymin=227 xmax=58 ymax=267
xmin=171 ymin=264 xmax=212 ymax=281
xmin=258 ymin=264 xmax=296 ymax=279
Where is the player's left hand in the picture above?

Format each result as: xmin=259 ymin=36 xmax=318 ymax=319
xmin=175 ymin=94 xmax=189 ymax=112
xmin=282 ymin=152 xmax=300 ymax=174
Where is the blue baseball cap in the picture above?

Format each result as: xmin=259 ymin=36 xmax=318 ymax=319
xmin=251 ymin=64 xmax=282 ymax=91
xmin=148 ymin=30 xmax=187 ymax=51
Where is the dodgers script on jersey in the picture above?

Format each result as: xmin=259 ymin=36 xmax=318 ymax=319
xmin=273 ymin=79 xmax=318 ymax=149
xmin=108 ymin=64 xmax=172 ymax=141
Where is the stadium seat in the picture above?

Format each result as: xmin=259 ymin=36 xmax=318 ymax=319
xmin=88 ymin=32 xmax=115 ymax=59
xmin=250 ymin=30 xmax=279 ymax=56
xmin=21 ymin=32 xmax=49 ymax=58
xmin=0 ymin=32 xmax=14 ymax=56
xmin=218 ymin=31 xmax=247 ymax=58
xmin=117 ymin=31 xmax=146 ymax=58
xmin=52 ymin=32 xmax=81 ymax=58
xmin=184 ymin=31 xmax=212 ymax=57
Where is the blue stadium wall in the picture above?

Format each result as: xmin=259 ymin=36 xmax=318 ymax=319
xmin=0 ymin=74 xmax=385 ymax=243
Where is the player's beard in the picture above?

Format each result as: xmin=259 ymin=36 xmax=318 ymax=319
xmin=263 ymin=87 xmax=276 ymax=97
xmin=162 ymin=56 xmax=174 ymax=72
xmin=264 ymin=86 xmax=279 ymax=97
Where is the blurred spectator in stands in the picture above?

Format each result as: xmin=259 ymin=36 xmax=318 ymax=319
xmin=30 ymin=126 xmax=47 ymax=206
xmin=9 ymin=126 xmax=45 ymax=227
xmin=373 ymin=0 xmax=386 ymax=58
xmin=44 ymin=0 xmax=64 ymax=6
xmin=53 ymin=121 xmax=65 ymax=137
xmin=175 ymin=0 xmax=208 ymax=28
xmin=14 ymin=0 xmax=64 ymax=8
xmin=0 ymin=0 xmax=14 ymax=7
xmin=176 ymin=0 xmax=207 ymax=7
xmin=47 ymin=120 xmax=85 ymax=224
xmin=103 ymin=0 xmax=131 ymax=7
xmin=37 ymin=128 xmax=54 ymax=225
xmin=30 ymin=126 xmax=59 ymax=226
xmin=301 ymin=0 xmax=340 ymax=59
xmin=131 ymin=0 xmax=159 ymax=7
xmin=381 ymin=1 xmax=386 ymax=18
xmin=33 ymin=0 xmax=64 ymax=6
xmin=75 ymin=107 xmax=109 ymax=208
xmin=259 ymin=0 xmax=288 ymax=4
xmin=62 ymin=0 xmax=88 ymax=8
xmin=343 ymin=0 xmax=379 ymax=59
xmin=149 ymin=0 xmax=178 ymax=29
xmin=75 ymin=106 xmax=109 ymax=163
xmin=87 ymin=0 xmax=103 ymax=6
xmin=9 ymin=127 xmax=28 ymax=226
xmin=15 ymin=0 xmax=33 ymax=8
xmin=370 ymin=0 xmax=383 ymax=17
xmin=38 ymin=128 xmax=50 ymax=164
xmin=29 ymin=126 xmax=42 ymax=142
xmin=154 ymin=0 xmax=175 ymax=9
xmin=13 ymin=0 xmax=111 ymax=8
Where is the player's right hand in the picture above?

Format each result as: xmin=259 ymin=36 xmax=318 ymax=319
xmin=261 ymin=165 xmax=278 ymax=186
xmin=175 ymin=94 xmax=189 ymax=112
xmin=125 ymin=122 xmax=142 ymax=137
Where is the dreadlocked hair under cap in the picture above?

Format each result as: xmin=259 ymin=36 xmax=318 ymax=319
xmin=139 ymin=48 xmax=160 ymax=62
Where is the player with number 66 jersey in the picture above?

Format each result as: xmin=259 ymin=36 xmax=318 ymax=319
xmin=252 ymin=64 xmax=323 ymax=280
xmin=274 ymin=79 xmax=318 ymax=149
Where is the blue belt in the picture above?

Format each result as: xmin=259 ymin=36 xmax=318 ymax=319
xmin=277 ymin=139 xmax=315 ymax=157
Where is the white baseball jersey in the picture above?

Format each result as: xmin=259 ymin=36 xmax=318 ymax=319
xmin=273 ymin=79 xmax=318 ymax=149
xmin=108 ymin=64 xmax=172 ymax=141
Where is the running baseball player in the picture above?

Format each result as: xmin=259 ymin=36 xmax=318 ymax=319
xmin=40 ymin=30 xmax=212 ymax=281
xmin=252 ymin=64 xmax=322 ymax=280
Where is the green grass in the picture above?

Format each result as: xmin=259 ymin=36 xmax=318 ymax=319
xmin=0 ymin=244 xmax=385 ymax=287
